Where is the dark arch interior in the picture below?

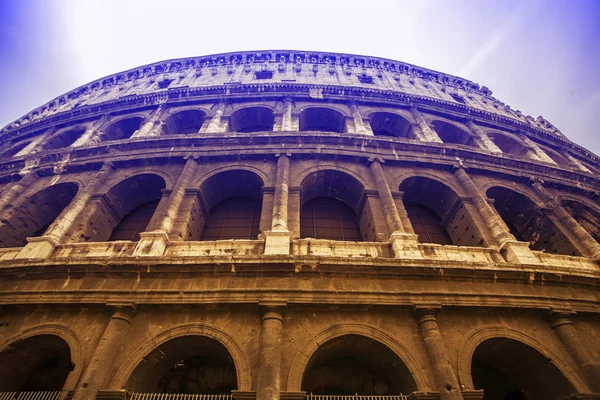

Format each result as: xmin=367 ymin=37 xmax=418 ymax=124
xmin=535 ymin=143 xmax=570 ymax=166
xmin=125 ymin=335 xmax=238 ymax=394
xmin=229 ymin=107 xmax=275 ymax=133
xmin=163 ymin=110 xmax=206 ymax=135
xmin=0 ymin=182 xmax=78 ymax=248
xmin=487 ymin=133 xmax=529 ymax=157
xmin=300 ymin=170 xmax=369 ymax=241
xmin=45 ymin=127 xmax=86 ymax=150
xmin=301 ymin=334 xmax=417 ymax=395
xmin=562 ymin=200 xmax=600 ymax=244
xmin=103 ymin=117 xmax=144 ymax=141
xmin=432 ymin=120 xmax=476 ymax=147
xmin=300 ymin=108 xmax=345 ymax=133
xmin=3 ymin=140 xmax=32 ymax=157
xmin=471 ymin=338 xmax=576 ymax=400
xmin=486 ymin=186 xmax=580 ymax=256
xmin=199 ymin=170 xmax=264 ymax=240
xmin=400 ymin=177 xmax=484 ymax=246
xmin=369 ymin=112 xmax=416 ymax=139
xmin=0 ymin=335 xmax=73 ymax=391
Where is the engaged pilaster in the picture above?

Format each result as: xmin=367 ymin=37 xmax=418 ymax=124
xmin=263 ymin=154 xmax=292 ymax=255
xmin=349 ymin=103 xmax=369 ymax=135
xmin=256 ymin=302 xmax=286 ymax=400
xmin=414 ymin=306 xmax=464 ymax=400
xmin=72 ymin=304 xmax=136 ymax=400
xmin=518 ymin=132 xmax=556 ymax=164
xmin=410 ymin=107 xmax=443 ymax=143
xmin=465 ymin=119 xmax=502 ymax=154
xmin=132 ymin=105 xmax=165 ymax=138
xmin=206 ymin=102 xmax=227 ymax=133
xmin=0 ymin=173 xmax=37 ymax=215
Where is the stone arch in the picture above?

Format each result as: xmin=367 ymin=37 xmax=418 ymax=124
xmin=163 ymin=109 xmax=207 ymax=135
xmin=395 ymin=171 xmax=465 ymax=198
xmin=111 ymin=323 xmax=251 ymax=391
xmin=431 ymin=120 xmax=478 ymax=147
xmin=368 ymin=111 xmax=417 ymax=139
xmin=535 ymin=142 xmax=571 ymax=167
xmin=299 ymin=107 xmax=346 ymax=133
xmin=399 ymin=176 xmax=486 ymax=246
xmin=229 ymin=106 xmax=275 ymax=133
xmin=486 ymin=131 xmax=530 ymax=157
xmin=294 ymin=164 xmax=370 ymax=190
xmin=0 ymin=182 xmax=79 ymax=247
xmin=0 ymin=324 xmax=84 ymax=391
xmin=486 ymin=185 xmax=581 ymax=255
xmin=287 ymin=323 xmax=429 ymax=392
xmin=194 ymin=164 xmax=270 ymax=188
xmin=457 ymin=327 xmax=588 ymax=395
xmin=3 ymin=140 xmax=32 ymax=157
xmin=101 ymin=115 xmax=145 ymax=141
xmin=559 ymin=197 xmax=600 ymax=243
xmin=44 ymin=126 xmax=87 ymax=150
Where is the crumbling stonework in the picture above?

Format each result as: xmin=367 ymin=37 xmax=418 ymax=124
xmin=0 ymin=51 xmax=599 ymax=400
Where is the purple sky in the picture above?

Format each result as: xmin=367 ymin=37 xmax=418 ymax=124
xmin=1 ymin=0 xmax=598 ymax=155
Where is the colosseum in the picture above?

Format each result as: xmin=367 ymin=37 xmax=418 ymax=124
xmin=0 ymin=50 xmax=598 ymax=400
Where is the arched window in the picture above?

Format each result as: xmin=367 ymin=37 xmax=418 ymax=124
xmin=487 ymin=186 xmax=580 ymax=255
xmin=299 ymin=108 xmax=345 ymax=133
xmin=103 ymin=117 xmax=144 ymax=141
xmin=432 ymin=120 xmax=477 ymax=147
xmin=369 ymin=112 xmax=416 ymax=139
xmin=199 ymin=170 xmax=264 ymax=241
xmin=0 ymin=182 xmax=78 ymax=248
xmin=0 ymin=335 xmax=73 ymax=391
xmin=400 ymin=177 xmax=485 ymax=246
xmin=201 ymin=197 xmax=261 ymax=240
xmin=109 ymin=199 xmax=160 ymax=241
xmin=535 ymin=142 xmax=571 ymax=166
xmin=163 ymin=110 xmax=206 ymax=135
xmin=45 ymin=127 xmax=86 ymax=150
xmin=562 ymin=200 xmax=600 ymax=243
xmin=229 ymin=107 xmax=275 ymax=133
xmin=301 ymin=197 xmax=362 ymax=241
xmin=126 ymin=336 xmax=238 ymax=394
xmin=487 ymin=132 xmax=529 ymax=157
xmin=3 ymin=141 xmax=32 ymax=157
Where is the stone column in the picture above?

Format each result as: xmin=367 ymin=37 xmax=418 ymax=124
xmin=518 ymin=133 xmax=556 ymax=164
xmin=71 ymin=115 xmax=111 ymax=147
xmin=530 ymin=181 xmax=600 ymax=260
xmin=410 ymin=107 xmax=443 ymax=143
xmin=264 ymin=154 xmax=292 ymax=255
xmin=454 ymin=167 xmax=539 ymax=264
xmin=369 ymin=158 xmax=421 ymax=258
xmin=564 ymin=153 xmax=592 ymax=173
xmin=72 ymin=304 xmax=136 ymax=400
xmin=0 ymin=173 xmax=36 ymax=214
xmin=132 ymin=106 xmax=164 ymax=138
xmin=281 ymin=98 xmax=294 ymax=131
xmin=14 ymin=128 xmax=55 ymax=157
xmin=206 ymin=102 xmax=226 ymax=133
xmin=349 ymin=103 xmax=368 ymax=134
xmin=465 ymin=119 xmax=502 ymax=154
xmin=548 ymin=311 xmax=600 ymax=392
xmin=393 ymin=191 xmax=416 ymax=234
xmin=256 ymin=302 xmax=286 ymax=400
xmin=133 ymin=157 xmax=198 ymax=257
xmin=414 ymin=307 xmax=463 ymax=400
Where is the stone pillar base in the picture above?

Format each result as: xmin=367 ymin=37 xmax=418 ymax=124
xmin=261 ymin=230 xmax=292 ymax=255
xmin=501 ymin=240 xmax=540 ymax=265
xmin=96 ymin=390 xmax=128 ymax=400
xmin=15 ymin=236 xmax=59 ymax=259
xmin=133 ymin=230 xmax=169 ymax=256
xmin=390 ymin=232 xmax=423 ymax=259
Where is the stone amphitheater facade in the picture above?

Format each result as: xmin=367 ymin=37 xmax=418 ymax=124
xmin=0 ymin=51 xmax=599 ymax=400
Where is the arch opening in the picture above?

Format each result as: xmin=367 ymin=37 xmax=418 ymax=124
xmin=301 ymin=334 xmax=417 ymax=395
xmin=45 ymin=127 xmax=86 ymax=150
xmin=300 ymin=170 xmax=368 ymax=241
xmin=471 ymin=337 xmax=576 ymax=400
xmin=102 ymin=117 xmax=144 ymax=141
xmin=487 ymin=133 xmax=529 ymax=157
xmin=533 ymin=142 xmax=570 ymax=166
xmin=0 ymin=335 xmax=73 ymax=392
xmin=163 ymin=110 xmax=206 ymax=135
xmin=125 ymin=335 xmax=238 ymax=394
xmin=199 ymin=170 xmax=264 ymax=240
xmin=229 ymin=107 xmax=275 ymax=133
xmin=0 ymin=182 xmax=78 ymax=248
xmin=3 ymin=141 xmax=32 ymax=157
xmin=486 ymin=186 xmax=580 ymax=256
xmin=562 ymin=200 xmax=600 ymax=244
xmin=432 ymin=121 xmax=476 ymax=147
xmin=369 ymin=112 xmax=416 ymax=139
xmin=300 ymin=108 xmax=345 ymax=133
xmin=400 ymin=177 xmax=485 ymax=246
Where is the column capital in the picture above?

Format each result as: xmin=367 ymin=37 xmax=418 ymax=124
xmin=275 ymin=153 xmax=292 ymax=158
xmin=413 ymin=304 xmax=442 ymax=323
xmin=107 ymin=302 xmax=137 ymax=323
xmin=259 ymin=301 xmax=287 ymax=322
xmin=367 ymin=156 xmax=385 ymax=165
xmin=547 ymin=309 xmax=576 ymax=328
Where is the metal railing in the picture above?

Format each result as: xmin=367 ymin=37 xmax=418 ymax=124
xmin=306 ymin=395 xmax=408 ymax=400
xmin=0 ymin=393 xmax=63 ymax=400
xmin=131 ymin=394 xmax=233 ymax=400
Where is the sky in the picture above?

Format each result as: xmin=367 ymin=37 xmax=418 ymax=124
xmin=0 ymin=0 xmax=599 ymax=155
